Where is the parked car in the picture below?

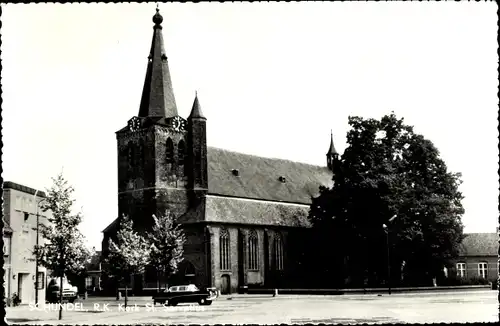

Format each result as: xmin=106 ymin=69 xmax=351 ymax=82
xmin=153 ymin=284 xmax=218 ymax=306
xmin=46 ymin=278 xmax=78 ymax=303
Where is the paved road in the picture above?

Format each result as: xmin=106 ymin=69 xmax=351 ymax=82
xmin=5 ymin=290 xmax=498 ymax=324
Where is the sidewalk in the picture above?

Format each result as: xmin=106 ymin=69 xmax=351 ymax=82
xmin=78 ymin=284 xmax=492 ymax=303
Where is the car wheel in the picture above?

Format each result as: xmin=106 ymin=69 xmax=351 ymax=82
xmin=205 ymin=300 xmax=212 ymax=306
xmin=198 ymin=298 xmax=206 ymax=305
xmin=168 ymin=301 xmax=177 ymax=306
xmin=153 ymin=300 xmax=157 ymax=305
xmin=69 ymin=298 xmax=75 ymax=303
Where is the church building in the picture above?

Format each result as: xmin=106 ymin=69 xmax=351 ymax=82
xmin=101 ymin=8 xmax=339 ymax=295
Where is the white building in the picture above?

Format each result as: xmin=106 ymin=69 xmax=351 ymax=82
xmin=3 ymin=181 xmax=50 ymax=305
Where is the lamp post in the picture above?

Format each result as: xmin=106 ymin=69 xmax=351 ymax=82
xmin=383 ymin=214 xmax=397 ymax=295
xmin=33 ymin=190 xmax=46 ymax=305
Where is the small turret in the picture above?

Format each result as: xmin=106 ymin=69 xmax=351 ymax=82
xmin=188 ymin=92 xmax=206 ymax=120
xmin=326 ymin=130 xmax=339 ymax=171
xmin=187 ymin=93 xmax=208 ymax=191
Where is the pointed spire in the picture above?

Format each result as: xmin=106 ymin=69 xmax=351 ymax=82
xmin=327 ymin=130 xmax=338 ymax=155
xmin=188 ymin=91 xmax=206 ymax=120
xmin=138 ymin=7 xmax=178 ymax=118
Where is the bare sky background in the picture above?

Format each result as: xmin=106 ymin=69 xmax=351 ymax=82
xmin=1 ymin=2 xmax=498 ymax=250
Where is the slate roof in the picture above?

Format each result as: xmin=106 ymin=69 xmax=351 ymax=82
xmin=188 ymin=94 xmax=205 ymax=119
xmin=103 ymin=148 xmax=331 ymax=232
xmin=138 ymin=9 xmax=178 ymax=118
xmin=327 ymin=132 xmax=338 ymax=155
xmin=206 ymin=147 xmax=333 ymax=205
xmin=458 ymin=233 xmax=498 ymax=257
xmin=205 ymin=195 xmax=311 ymax=228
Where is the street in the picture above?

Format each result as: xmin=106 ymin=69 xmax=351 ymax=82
xmin=5 ymin=290 xmax=497 ymax=324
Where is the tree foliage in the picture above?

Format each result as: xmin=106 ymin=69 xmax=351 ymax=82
xmin=104 ymin=215 xmax=151 ymax=307
xmin=309 ymin=113 xmax=465 ymax=287
xmin=34 ymin=173 xmax=92 ymax=319
xmin=147 ymin=210 xmax=186 ymax=290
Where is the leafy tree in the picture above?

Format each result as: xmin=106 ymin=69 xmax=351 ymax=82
xmin=34 ymin=173 xmax=92 ymax=320
xmin=104 ymin=215 xmax=151 ymax=308
xmin=147 ymin=211 xmax=186 ymax=292
xmin=309 ymin=113 xmax=465 ymax=287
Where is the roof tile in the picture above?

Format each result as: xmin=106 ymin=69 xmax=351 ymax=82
xmin=458 ymin=233 xmax=498 ymax=256
xmin=207 ymin=147 xmax=333 ymax=204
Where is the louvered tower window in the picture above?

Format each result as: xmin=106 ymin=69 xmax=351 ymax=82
xmin=166 ymin=138 xmax=174 ymax=163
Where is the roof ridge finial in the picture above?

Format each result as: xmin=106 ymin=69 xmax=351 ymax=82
xmin=195 ymin=90 xmax=198 ymax=97
xmin=153 ymin=4 xmax=163 ymax=27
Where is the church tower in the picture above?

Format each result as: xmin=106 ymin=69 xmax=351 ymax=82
xmin=326 ymin=130 xmax=339 ymax=172
xmin=115 ymin=8 xmax=192 ymax=231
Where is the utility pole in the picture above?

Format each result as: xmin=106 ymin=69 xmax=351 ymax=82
xmin=383 ymin=224 xmax=391 ymax=295
xmin=33 ymin=190 xmax=40 ymax=305
xmin=33 ymin=190 xmax=46 ymax=305
xmin=383 ymin=215 xmax=397 ymax=296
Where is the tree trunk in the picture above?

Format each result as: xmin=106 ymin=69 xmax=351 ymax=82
xmin=157 ymin=271 xmax=160 ymax=293
xmin=125 ymin=282 xmax=128 ymax=309
xmin=116 ymin=285 xmax=120 ymax=300
xmin=58 ymin=275 xmax=63 ymax=320
xmin=164 ymin=272 xmax=169 ymax=292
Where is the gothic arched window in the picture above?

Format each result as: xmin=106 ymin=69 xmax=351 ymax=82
xmin=138 ymin=139 xmax=145 ymax=166
xmin=178 ymin=140 xmax=186 ymax=166
xmin=220 ymin=228 xmax=231 ymax=271
xmin=166 ymin=138 xmax=174 ymax=164
xmin=274 ymin=233 xmax=284 ymax=271
xmin=248 ymin=230 xmax=259 ymax=270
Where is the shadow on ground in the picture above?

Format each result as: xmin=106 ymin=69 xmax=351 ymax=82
xmin=290 ymin=316 xmax=398 ymax=324
xmin=7 ymin=318 xmax=42 ymax=323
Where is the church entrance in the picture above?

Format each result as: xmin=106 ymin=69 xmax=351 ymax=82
xmin=221 ymin=274 xmax=231 ymax=294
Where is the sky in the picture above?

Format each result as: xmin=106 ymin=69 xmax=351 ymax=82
xmin=1 ymin=2 xmax=498 ymax=250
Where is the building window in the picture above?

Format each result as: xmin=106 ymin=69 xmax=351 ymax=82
xmin=3 ymin=237 xmax=11 ymax=256
xmin=16 ymin=196 xmax=22 ymax=210
xmin=37 ymin=272 xmax=45 ymax=289
xmin=248 ymin=230 xmax=259 ymax=270
xmin=274 ymin=234 xmax=284 ymax=271
xmin=166 ymin=138 xmax=174 ymax=163
xmin=456 ymin=262 xmax=466 ymax=278
xmin=220 ymin=228 xmax=231 ymax=271
xmin=85 ymin=276 xmax=93 ymax=288
xmin=478 ymin=262 xmax=488 ymax=279
xmin=128 ymin=145 xmax=136 ymax=166
xmin=24 ymin=212 xmax=30 ymax=222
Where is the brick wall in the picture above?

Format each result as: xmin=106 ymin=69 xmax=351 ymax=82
xmin=206 ymin=224 xmax=295 ymax=294
xmin=453 ymin=255 xmax=498 ymax=282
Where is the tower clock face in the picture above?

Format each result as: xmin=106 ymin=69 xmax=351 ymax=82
xmin=171 ymin=116 xmax=186 ymax=132
xmin=128 ymin=117 xmax=141 ymax=132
